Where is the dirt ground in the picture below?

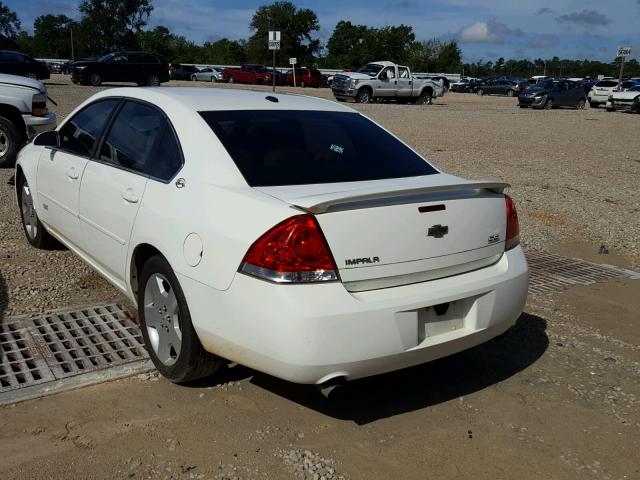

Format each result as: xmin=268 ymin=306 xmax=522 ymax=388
xmin=0 ymin=76 xmax=639 ymax=479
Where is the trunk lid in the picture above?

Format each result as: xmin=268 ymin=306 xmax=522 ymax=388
xmin=257 ymin=174 xmax=509 ymax=291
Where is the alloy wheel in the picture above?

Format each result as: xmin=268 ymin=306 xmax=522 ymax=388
xmin=144 ymin=273 xmax=182 ymax=366
xmin=21 ymin=183 xmax=38 ymax=240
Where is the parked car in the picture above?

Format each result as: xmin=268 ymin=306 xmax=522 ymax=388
xmin=16 ymin=87 xmax=527 ymax=385
xmin=528 ymin=75 xmax=550 ymax=85
xmin=284 ymin=68 xmax=323 ymax=87
xmin=605 ymin=85 xmax=640 ymax=113
xmin=222 ymin=64 xmax=272 ymax=84
xmin=0 ymin=50 xmax=50 ymax=80
xmin=332 ymin=61 xmax=444 ymax=104
xmin=587 ymin=79 xmax=619 ymax=108
xmin=449 ymin=78 xmax=469 ymax=92
xmin=619 ymin=79 xmax=640 ymax=91
xmin=191 ymin=67 xmax=223 ymax=82
xmin=170 ymin=64 xmax=200 ymax=81
xmin=71 ymin=52 xmax=170 ymax=86
xmin=0 ymin=74 xmax=56 ymax=167
xmin=518 ymin=79 xmax=586 ymax=109
xmin=476 ymin=79 xmax=519 ymax=97
xmin=47 ymin=62 xmax=62 ymax=74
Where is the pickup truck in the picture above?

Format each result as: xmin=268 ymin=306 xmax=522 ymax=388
xmin=331 ymin=61 xmax=444 ymax=104
xmin=0 ymin=73 xmax=56 ymax=167
xmin=223 ymin=64 xmax=273 ymax=85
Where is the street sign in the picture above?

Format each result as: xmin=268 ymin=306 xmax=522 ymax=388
xmin=289 ymin=57 xmax=297 ymax=65
xmin=268 ymin=31 xmax=281 ymax=51
xmin=617 ymin=47 xmax=631 ymax=57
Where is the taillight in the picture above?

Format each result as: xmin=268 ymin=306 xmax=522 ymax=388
xmin=240 ymin=214 xmax=339 ymax=283
xmin=505 ymin=195 xmax=520 ymax=251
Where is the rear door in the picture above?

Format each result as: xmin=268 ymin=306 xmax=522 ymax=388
xmin=78 ymin=100 xmax=168 ymax=285
xmin=36 ymin=99 xmax=120 ymax=248
xmin=397 ymin=66 xmax=412 ymax=97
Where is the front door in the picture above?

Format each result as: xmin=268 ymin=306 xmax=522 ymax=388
xmin=36 ymin=99 xmax=120 ymax=248
xmin=377 ymin=67 xmax=397 ymax=97
xmin=78 ymin=100 xmax=166 ymax=286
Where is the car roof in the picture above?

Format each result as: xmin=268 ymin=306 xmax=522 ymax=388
xmin=91 ymin=87 xmax=357 ymax=113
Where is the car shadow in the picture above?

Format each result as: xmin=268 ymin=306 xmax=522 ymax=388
xmin=249 ymin=312 xmax=548 ymax=424
xmin=189 ymin=312 xmax=548 ymax=424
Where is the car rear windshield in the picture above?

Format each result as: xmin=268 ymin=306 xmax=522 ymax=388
xmin=199 ymin=110 xmax=437 ymax=186
xmin=596 ymin=80 xmax=618 ymax=87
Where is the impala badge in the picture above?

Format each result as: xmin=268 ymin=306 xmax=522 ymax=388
xmin=427 ymin=224 xmax=449 ymax=238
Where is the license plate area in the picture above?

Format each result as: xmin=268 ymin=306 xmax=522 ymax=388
xmin=418 ymin=301 xmax=465 ymax=342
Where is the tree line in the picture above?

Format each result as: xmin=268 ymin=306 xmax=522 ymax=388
xmin=0 ymin=0 xmax=637 ymax=78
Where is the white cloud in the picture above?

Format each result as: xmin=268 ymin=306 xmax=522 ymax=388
xmin=458 ymin=21 xmax=520 ymax=44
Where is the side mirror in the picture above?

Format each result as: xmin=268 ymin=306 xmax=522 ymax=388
xmin=34 ymin=130 xmax=59 ymax=147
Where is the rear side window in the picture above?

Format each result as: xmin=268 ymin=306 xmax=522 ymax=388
xmin=142 ymin=54 xmax=159 ymax=64
xmin=59 ymin=99 xmax=119 ymax=157
xmin=200 ymin=110 xmax=437 ymax=186
xmin=100 ymin=101 xmax=182 ymax=180
xmin=311 ymin=69 xmax=322 ymax=77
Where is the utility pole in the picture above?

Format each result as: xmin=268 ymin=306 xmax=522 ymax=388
xmin=70 ymin=26 xmax=75 ymax=59
xmin=616 ymin=47 xmax=631 ymax=90
xmin=272 ymin=49 xmax=276 ymax=93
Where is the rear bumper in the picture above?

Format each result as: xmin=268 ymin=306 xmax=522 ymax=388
xmin=179 ymin=246 xmax=529 ymax=384
xmin=22 ymin=112 xmax=57 ymax=139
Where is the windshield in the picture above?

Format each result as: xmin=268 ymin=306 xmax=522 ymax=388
xmin=530 ymin=80 xmax=554 ymax=90
xmin=629 ymin=86 xmax=640 ymax=92
xmin=199 ymin=110 xmax=437 ymax=187
xmin=358 ymin=63 xmax=384 ymax=76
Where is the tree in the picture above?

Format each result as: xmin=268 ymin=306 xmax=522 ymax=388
xmin=78 ymin=0 xmax=153 ymax=54
xmin=0 ymin=1 xmax=20 ymax=49
xmin=326 ymin=21 xmax=370 ymax=68
xmin=137 ymin=26 xmax=175 ymax=60
xmin=32 ymin=14 xmax=77 ymax=58
xmin=246 ymin=1 xmax=320 ymax=65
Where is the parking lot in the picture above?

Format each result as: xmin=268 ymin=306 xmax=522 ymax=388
xmin=1 ymin=75 xmax=639 ymax=479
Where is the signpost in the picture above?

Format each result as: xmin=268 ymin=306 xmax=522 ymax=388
xmin=289 ymin=57 xmax=297 ymax=87
xmin=617 ymin=46 xmax=631 ymax=91
xmin=268 ymin=31 xmax=281 ymax=92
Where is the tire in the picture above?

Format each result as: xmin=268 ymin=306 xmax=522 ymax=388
xmin=227 ymin=76 xmax=235 ymax=83
xmin=138 ymin=255 xmax=224 ymax=383
xmin=576 ymin=98 xmax=586 ymax=110
xmin=417 ymin=90 xmax=432 ymax=105
xmin=0 ymin=116 xmax=22 ymax=168
xmin=355 ymin=88 xmax=371 ymax=103
xmin=477 ymin=89 xmax=484 ymax=96
xmin=191 ymin=74 xmax=197 ymax=81
xmin=210 ymin=76 xmax=216 ymax=83
xmin=89 ymin=72 xmax=102 ymax=86
xmin=518 ymin=105 xmax=528 ymax=108
xmin=300 ymin=81 xmax=305 ymax=88
xmin=18 ymin=176 xmax=57 ymax=249
xmin=544 ymin=97 xmax=553 ymax=110
xmin=589 ymin=101 xmax=599 ymax=109
xmin=146 ymin=75 xmax=160 ymax=86
xmin=507 ymin=89 xmax=515 ymax=97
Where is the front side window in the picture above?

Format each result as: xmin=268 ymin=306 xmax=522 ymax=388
xmin=200 ymin=110 xmax=437 ymax=187
xmin=100 ymin=101 xmax=182 ymax=180
xmin=58 ymin=99 xmax=120 ymax=157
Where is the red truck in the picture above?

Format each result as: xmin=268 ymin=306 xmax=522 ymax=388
xmin=223 ymin=64 xmax=273 ymax=84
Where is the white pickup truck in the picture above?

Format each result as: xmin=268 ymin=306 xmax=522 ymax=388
xmin=331 ymin=61 xmax=444 ymax=104
xmin=0 ymin=73 xmax=56 ymax=167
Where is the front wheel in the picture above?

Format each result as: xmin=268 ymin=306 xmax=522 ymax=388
xmin=18 ymin=176 xmax=57 ymax=249
xmin=576 ymin=98 xmax=586 ymax=110
xmin=589 ymin=100 xmax=599 ymax=109
xmin=300 ymin=81 xmax=305 ymax=88
xmin=227 ymin=76 xmax=235 ymax=84
xmin=355 ymin=88 xmax=371 ymax=103
xmin=544 ymin=97 xmax=553 ymax=109
xmin=507 ymin=89 xmax=515 ymax=97
xmin=0 ymin=116 xmax=21 ymax=168
xmin=417 ymin=90 xmax=432 ymax=105
xmin=210 ymin=76 xmax=216 ymax=82
xmin=191 ymin=74 xmax=197 ymax=81
xmin=477 ymin=89 xmax=484 ymax=96
xmin=89 ymin=72 xmax=102 ymax=86
xmin=139 ymin=255 xmax=224 ymax=383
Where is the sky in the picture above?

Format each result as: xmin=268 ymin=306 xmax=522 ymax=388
xmin=7 ymin=0 xmax=640 ymax=62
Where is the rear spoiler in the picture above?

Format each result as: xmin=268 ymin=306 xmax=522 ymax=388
xmin=295 ymin=181 xmax=510 ymax=214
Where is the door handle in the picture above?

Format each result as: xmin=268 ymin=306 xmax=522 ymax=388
xmin=67 ymin=167 xmax=79 ymax=180
xmin=121 ymin=189 xmax=139 ymax=204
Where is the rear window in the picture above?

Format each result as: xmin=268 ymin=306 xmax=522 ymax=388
xmin=200 ymin=110 xmax=437 ymax=186
xmin=596 ymin=80 xmax=618 ymax=88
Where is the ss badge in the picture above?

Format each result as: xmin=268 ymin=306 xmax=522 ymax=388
xmin=487 ymin=232 xmax=500 ymax=244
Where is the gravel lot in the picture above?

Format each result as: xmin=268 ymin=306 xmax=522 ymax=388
xmin=0 ymin=75 xmax=639 ymax=480
xmin=1 ymin=74 xmax=638 ymax=315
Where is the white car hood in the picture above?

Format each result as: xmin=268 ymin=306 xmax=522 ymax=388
xmin=0 ymin=73 xmax=46 ymax=93
xmin=336 ymin=72 xmax=374 ymax=81
xmin=612 ymin=91 xmax=640 ymax=100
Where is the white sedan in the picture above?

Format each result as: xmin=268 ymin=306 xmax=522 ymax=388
xmin=191 ymin=67 xmax=223 ymax=82
xmin=15 ymin=88 xmax=528 ymax=386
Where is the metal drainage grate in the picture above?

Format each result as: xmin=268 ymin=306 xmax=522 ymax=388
xmin=1 ymin=304 xmax=151 ymax=404
xmin=527 ymin=251 xmax=640 ymax=295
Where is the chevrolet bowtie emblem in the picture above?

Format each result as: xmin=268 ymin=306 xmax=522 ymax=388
xmin=427 ymin=224 xmax=449 ymax=238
